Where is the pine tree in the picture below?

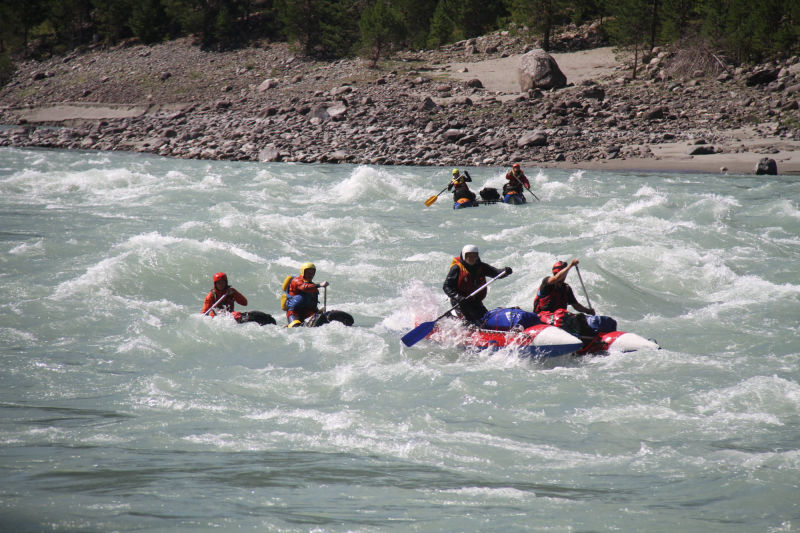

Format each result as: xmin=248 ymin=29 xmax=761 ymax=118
xmin=359 ymin=0 xmax=406 ymax=65
xmin=510 ymin=0 xmax=565 ymax=51
xmin=607 ymin=0 xmax=654 ymax=77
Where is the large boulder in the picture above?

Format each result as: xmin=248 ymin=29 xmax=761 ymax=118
xmin=755 ymin=157 xmax=778 ymax=175
xmin=518 ymin=50 xmax=567 ymax=91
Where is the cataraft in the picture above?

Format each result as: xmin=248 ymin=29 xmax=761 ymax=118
xmin=423 ymin=307 xmax=658 ymax=359
xmin=452 ymin=187 xmax=527 ymax=209
xmin=401 ymin=271 xmax=658 ymax=359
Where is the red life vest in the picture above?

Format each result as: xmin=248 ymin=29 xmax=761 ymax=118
xmin=203 ymin=288 xmax=246 ymax=314
xmin=533 ymin=281 xmax=570 ymax=313
xmin=450 ymin=256 xmax=487 ymax=301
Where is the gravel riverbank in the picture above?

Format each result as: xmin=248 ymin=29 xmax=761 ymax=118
xmin=2 ymin=32 xmax=799 ymax=174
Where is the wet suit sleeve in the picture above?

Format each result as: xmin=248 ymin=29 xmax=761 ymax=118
xmin=230 ymin=288 xmax=247 ymax=307
xmin=443 ymin=265 xmax=461 ymax=300
xmin=201 ymin=291 xmax=215 ymax=315
xmin=482 ymin=263 xmax=503 ymax=279
xmin=566 ymin=286 xmax=593 ymax=314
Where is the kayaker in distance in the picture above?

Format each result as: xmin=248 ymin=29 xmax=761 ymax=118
xmin=448 ymin=168 xmax=477 ymax=207
xmin=283 ymin=262 xmax=329 ymax=327
xmin=202 ymin=272 xmax=248 ymax=321
xmin=503 ymin=163 xmax=530 ymax=203
xmin=443 ymin=245 xmax=512 ymax=326
xmin=533 ymin=259 xmax=595 ymax=336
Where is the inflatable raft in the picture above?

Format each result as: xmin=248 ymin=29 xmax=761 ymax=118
xmin=426 ymin=307 xmax=658 ymax=358
xmin=428 ymin=321 xmax=583 ymax=358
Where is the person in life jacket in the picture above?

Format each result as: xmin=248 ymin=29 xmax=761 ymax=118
xmin=443 ymin=244 xmax=512 ymax=326
xmin=503 ymin=163 xmax=530 ymax=197
xmin=201 ymin=272 xmax=248 ymax=321
xmin=284 ymin=262 xmax=329 ymax=327
xmin=447 ymin=168 xmax=476 ymax=204
xmin=533 ymin=259 xmax=595 ymax=334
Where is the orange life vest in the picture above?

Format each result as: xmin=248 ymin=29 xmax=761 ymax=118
xmin=450 ymin=256 xmax=487 ymax=301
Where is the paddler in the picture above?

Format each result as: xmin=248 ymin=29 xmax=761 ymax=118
xmin=443 ymin=245 xmax=512 ymax=326
xmin=201 ymin=272 xmax=248 ymax=321
xmin=447 ymin=168 xmax=477 ymax=206
xmin=503 ymin=163 xmax=530 ymax=201
xmin=533 ymin=259 xmax=595 ymax=335
xmin=283 ymin=262 xmax=329 ymax=327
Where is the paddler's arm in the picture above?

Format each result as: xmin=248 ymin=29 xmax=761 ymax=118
xmin=228 ymin=288 xmax=247 ymax=306
xmin=545 ymin=258 xmax=579 ymax=285
xmin=201 ymin=291 xmax=217 ymax=316
xmin=568 ymin=287 xmax=594 ymax=315
xmin=442 ymin=265 xmax=461 ymax=300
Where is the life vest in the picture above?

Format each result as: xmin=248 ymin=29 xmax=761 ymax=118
xmin=206 ymin=289 xmax=236 ymax=312
xmin=533 ymin=281 xmax=571 ymax=313
xmin=452 ymin=184 xmax=474 ymax=202
xmin=280 ymin=275 xmax=293 ymax=310
xmin=450 ymin=256 xmax=487 ymax=301
xmin=284 ymin=275 xmax=319 ymax=312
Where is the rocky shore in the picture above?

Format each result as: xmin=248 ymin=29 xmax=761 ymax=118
xmin=2 ymin=29 xmax=799 ymax=173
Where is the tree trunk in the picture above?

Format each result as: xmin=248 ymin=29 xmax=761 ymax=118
xmin=649 ymin=0 xmax=659 ymax=52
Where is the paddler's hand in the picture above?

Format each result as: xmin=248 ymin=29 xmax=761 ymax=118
xmin=501 ymin=267 xmax=512 ymax=278
xmin=318 ymin=281 xmax=329 ymax=288
xmin=587 ymin=308 xmax=596 ymax=315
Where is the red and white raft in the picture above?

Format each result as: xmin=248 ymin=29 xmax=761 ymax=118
xmin=428 ymin=321 xmax=658 ymax=359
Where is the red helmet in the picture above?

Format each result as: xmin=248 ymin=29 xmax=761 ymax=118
xmin=552 ymin=261 xmax=567 ymax=274
xmin=213 ymin=272 xmax=228 ymax=284
xmin=512 ymin=163 xmax=521 ymax=170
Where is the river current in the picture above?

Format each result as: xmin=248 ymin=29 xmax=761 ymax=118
xmin=1 ymin=147 xmax=799 ymax=531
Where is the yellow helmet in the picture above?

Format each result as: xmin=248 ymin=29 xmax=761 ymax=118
xmin=300 ymin=262 xmax=316 ymax=279
xmin=452 ymin=168 xmax=459 ymax=175
xmin=300 ymin=263 xmax=317 ymax=281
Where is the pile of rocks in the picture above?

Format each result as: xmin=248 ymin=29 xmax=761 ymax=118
xmin=1 ymin=31 xmax=798 ymax=169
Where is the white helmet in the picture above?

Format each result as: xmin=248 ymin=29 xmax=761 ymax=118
xmin=461 ymin=244 xmax=479 ymax=257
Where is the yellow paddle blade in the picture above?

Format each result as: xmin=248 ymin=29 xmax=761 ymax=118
xmin=424 ymin=195 xmax=439 ymax=207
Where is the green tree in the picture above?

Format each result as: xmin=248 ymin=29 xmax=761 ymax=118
xmin=427 ymin=0 xmax=456 ymax=46
xmin=2 ymin=0 xmax=49 ymax=53
xmin=129 ymin=0 xmax=168 ymax=44
xmin=394 ymin=0 xmax=438 ymax=49
xmin=510 ymin=0 xmax=565 ymax=51
xmin=658 ymin=0 xmax=698 ymax=43
xmin=456 ymin=0 xmax=508 ymax=39
xmin=48 ymin=0 xmax=93 ymax=50
xmin=275 ymin=0 xmax=322 ymax=55
xmin=277 ymin=0 xmax=359 ymax=58
xmin=317 ymin=0 xmax=360 ymax=57
xmin=359 ymin=0 xmax=406 ymax=65
xmin=91 ymin=0 xmax=133 ymax=43
xmin=607 ymin=0 xmax=654 ymax=77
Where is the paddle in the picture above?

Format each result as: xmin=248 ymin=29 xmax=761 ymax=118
xmin=425 ymin=181 xmax=453 ymax=207
xmin=510 ymin=172 xmax=540 ymax=202
xmin=401 ymin=270 xmax=508 ymax=347
xmin=425 ymin=170 xmax=471 ymax=207
xmin=202 ymin=292 xmax=228 ymax=316
xmin=574 ymin=265 xmax=593 ymax=311
xmin=321 ymin=284 xmax=327 ymax=313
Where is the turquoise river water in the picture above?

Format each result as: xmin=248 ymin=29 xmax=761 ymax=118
xmin=1 ymin=147 xmax=799 ymax=532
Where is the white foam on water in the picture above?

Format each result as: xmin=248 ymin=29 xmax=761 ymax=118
xmin=9 ymin=239 xmax=45 ymax=256
xmin=3 ymin=150 xmax=800 ymax=531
